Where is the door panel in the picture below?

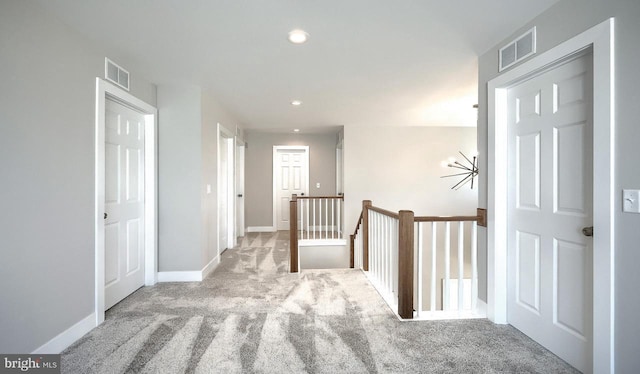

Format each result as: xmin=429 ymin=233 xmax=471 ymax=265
xmin=126 ymin=219 xmax=141 ymax=274
xmin=516 ymin=231 xmax=540 ymax=313
xmin=105 ymin=223 xmax=119 ymax=286
xmin=554 ymin=122 xmax=587 ymax=215
xmin=554 ymin=239 xmax=588 ymax=338
xmin=516 ymin=132 xmax=541 ymax=210
xmin=104 ymin=99 xmax=145 ymax=310
xmin=507 ymin=54 xmax=593 ymax=373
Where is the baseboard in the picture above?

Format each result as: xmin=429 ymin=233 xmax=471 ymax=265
xmin=157 ymin=271 xmax=203 ymax=282
xmin=201 ymin=255 xmax=220 ymax=279
xmin=299 ymin=239 xmax=347 ymax=246
xmin=32 ymin=313 xmax=96 ymax=354
xmin=246 ymin=226 xmax=276 ymax=233
xmin=158 ymin=255 xmax=221 ymax=283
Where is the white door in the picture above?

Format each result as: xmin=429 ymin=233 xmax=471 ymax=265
xmin=218 ymin=134 xmax=234 ymax=251
xmin=236 ymin=140 xmax=245 ymax=238
xmin=104 ymin=99 xmax=145 ymax=310
xmin=274 ymin=148 xmax=308 ymax=230
xmin=507 ymin=53 xmax=593 ymax=373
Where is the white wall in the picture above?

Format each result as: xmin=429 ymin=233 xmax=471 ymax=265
xmin=157 ymin=85 xmax=203 ymax=271
xmin=0 ymin=1 xmax=156 ymax=353
xmin=158 ymin=88 xmax=244 ymax=272
xmin=300 ymin=245 xmax=350 ymax=269
xmin=201 ymin=92 xmax=243 ymax=267
xmin=477 ymin=0 xmax=640 ymax=370
xmin=244 ymin=132 xmax=338 ymax=228
xmin=344 ymin=126 xmax=478 ymax=232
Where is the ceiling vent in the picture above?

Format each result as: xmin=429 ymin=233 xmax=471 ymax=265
xmin=499 ymin=27 xmax=536 ymax=72
xmin=105 ymin=58 xmax=130 ymax=91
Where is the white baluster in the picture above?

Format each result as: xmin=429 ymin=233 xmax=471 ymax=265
xmin=298 ymin=200 xmax=304 ymax=239
xmin=389 ymin=217 xmax=393 ymax=295
xmin=319 ymin=199 xmax=323 ymax=239
xmin=337 ymin=199 xmax=341 ymax=239
xmin=394 ymin=218 xmax=399 ymax=298
xmin=325 ymin=198 xmax=328 ymax=239
xmin=369 ymin=211 xmax=373 ymax=276
xmin=458 ymin=221 xmax=464 ymax=311
xmin=471 ymin=221 xmax=478 ymax=311
xmin=331 ymin=199 xmax=335 ymax=239
xmin=444 ymin=222 xmax=450 ymax=311
xmin=305 ymin=199 xmax=309 ymax=239
xmin=417 ymin=223 xmax=424 ymax=318
xmin=384 ymin=216 xmax=391 ymax=293
xmin=376 ymin=213 xmax=381 ymax=280
xmin=430 ymin=222 xmax=437 ymax=312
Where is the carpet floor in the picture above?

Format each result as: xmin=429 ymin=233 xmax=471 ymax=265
xmin=62 ymin=231 xmax=578 ymax=373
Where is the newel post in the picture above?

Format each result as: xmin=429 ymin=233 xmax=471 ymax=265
xmin=398 ymin=210 xmax=414 ymax=319
xmin=289 ymin=194 xmax=299 ymax=273
xmin=349 ymin=234 xmax=355 ymax=268
xmin=362 ymin=200 xmax=372 ymax=271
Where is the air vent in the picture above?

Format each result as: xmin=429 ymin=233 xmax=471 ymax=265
xmin=105 ymin=58 xmax=130 ymax=91
xmin=499 ymin=27 xmax=536 ymax=72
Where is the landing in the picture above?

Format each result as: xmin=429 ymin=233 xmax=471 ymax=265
xmin=62 ymin=231 xmax=577 ymax=373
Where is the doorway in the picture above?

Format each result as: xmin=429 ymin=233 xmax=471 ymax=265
xmin=507 ymin=52 xmax=593 ymax=372
xmin=218 ymin=124 xmax=235 ymax=252
xmin=95 ymin=78 xmax=157 ymax=325
xmin=487 ymin=19 xmax=614 ymax=373
xmin=273 ymin=146 xmax=309 ymax=231
xmin=236 ymin=139 xmax=246 ymax=239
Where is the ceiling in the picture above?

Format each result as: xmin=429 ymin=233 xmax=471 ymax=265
xmin=34 ymin=0 xmax=559 ymax=132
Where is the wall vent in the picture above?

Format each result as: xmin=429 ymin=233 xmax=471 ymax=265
xmin=499 ymin=27 xmax=536 ymax=72
xmin=105 ymin=58 xmax=130 ymax=91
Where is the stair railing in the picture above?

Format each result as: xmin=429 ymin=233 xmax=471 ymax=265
xmin=350 ymin=199 xmax=487 ymax=320
xmin=289 ymin=194 xmax=345 ymax=272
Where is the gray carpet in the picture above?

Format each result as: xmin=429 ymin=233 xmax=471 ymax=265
xmin=62 ymin=231 xmax=578 ymax=373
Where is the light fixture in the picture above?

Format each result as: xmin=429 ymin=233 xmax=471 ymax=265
xmin=293 ymin=129 xmax=300 ymax=132
xmin=441 ymin=151 xmax=479 ymax=190
xmin=288 ymin=29 xmax=309 ymax=44
xmin=291 ymin=100 xmax=302 ymax=106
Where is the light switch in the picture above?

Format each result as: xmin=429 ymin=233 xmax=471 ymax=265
xmin=206 ymin=184 xmax=212 ymax=194
xmin=623 ymin=189 xmax=640 ymax=213
xmin=316 ymin=182 xmax=321 ymax=188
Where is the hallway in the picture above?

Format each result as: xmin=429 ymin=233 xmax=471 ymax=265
xmin=62 ymin=231 xmax=577 ymax=373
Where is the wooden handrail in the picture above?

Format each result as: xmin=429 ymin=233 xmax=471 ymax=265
xmin=414 ymin=215 xmax=479 ymax=222
xmin=368 ymin=206 xmax=400 ymax=219
xmin=296 ymin=195 xmax=345 ymax=200
xmin=352 ymin=211 xmax=363 ymax=237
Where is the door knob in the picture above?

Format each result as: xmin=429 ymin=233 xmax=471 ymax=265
xmin=237 ymin=194 xmax=243 ymax=197
xmin=582 ymin=226 xmax=593 ymax=237
xmin=104 ymin=213 xmax=108 ymax=220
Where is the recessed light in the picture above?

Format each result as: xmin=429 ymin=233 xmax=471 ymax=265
xmin=291 ymin=100 xmax=302 ymax=106
xmin=294 ymin=129 xmax=300 ymax=132
xmin=288 ymin=29 xmax=309 ymax=44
